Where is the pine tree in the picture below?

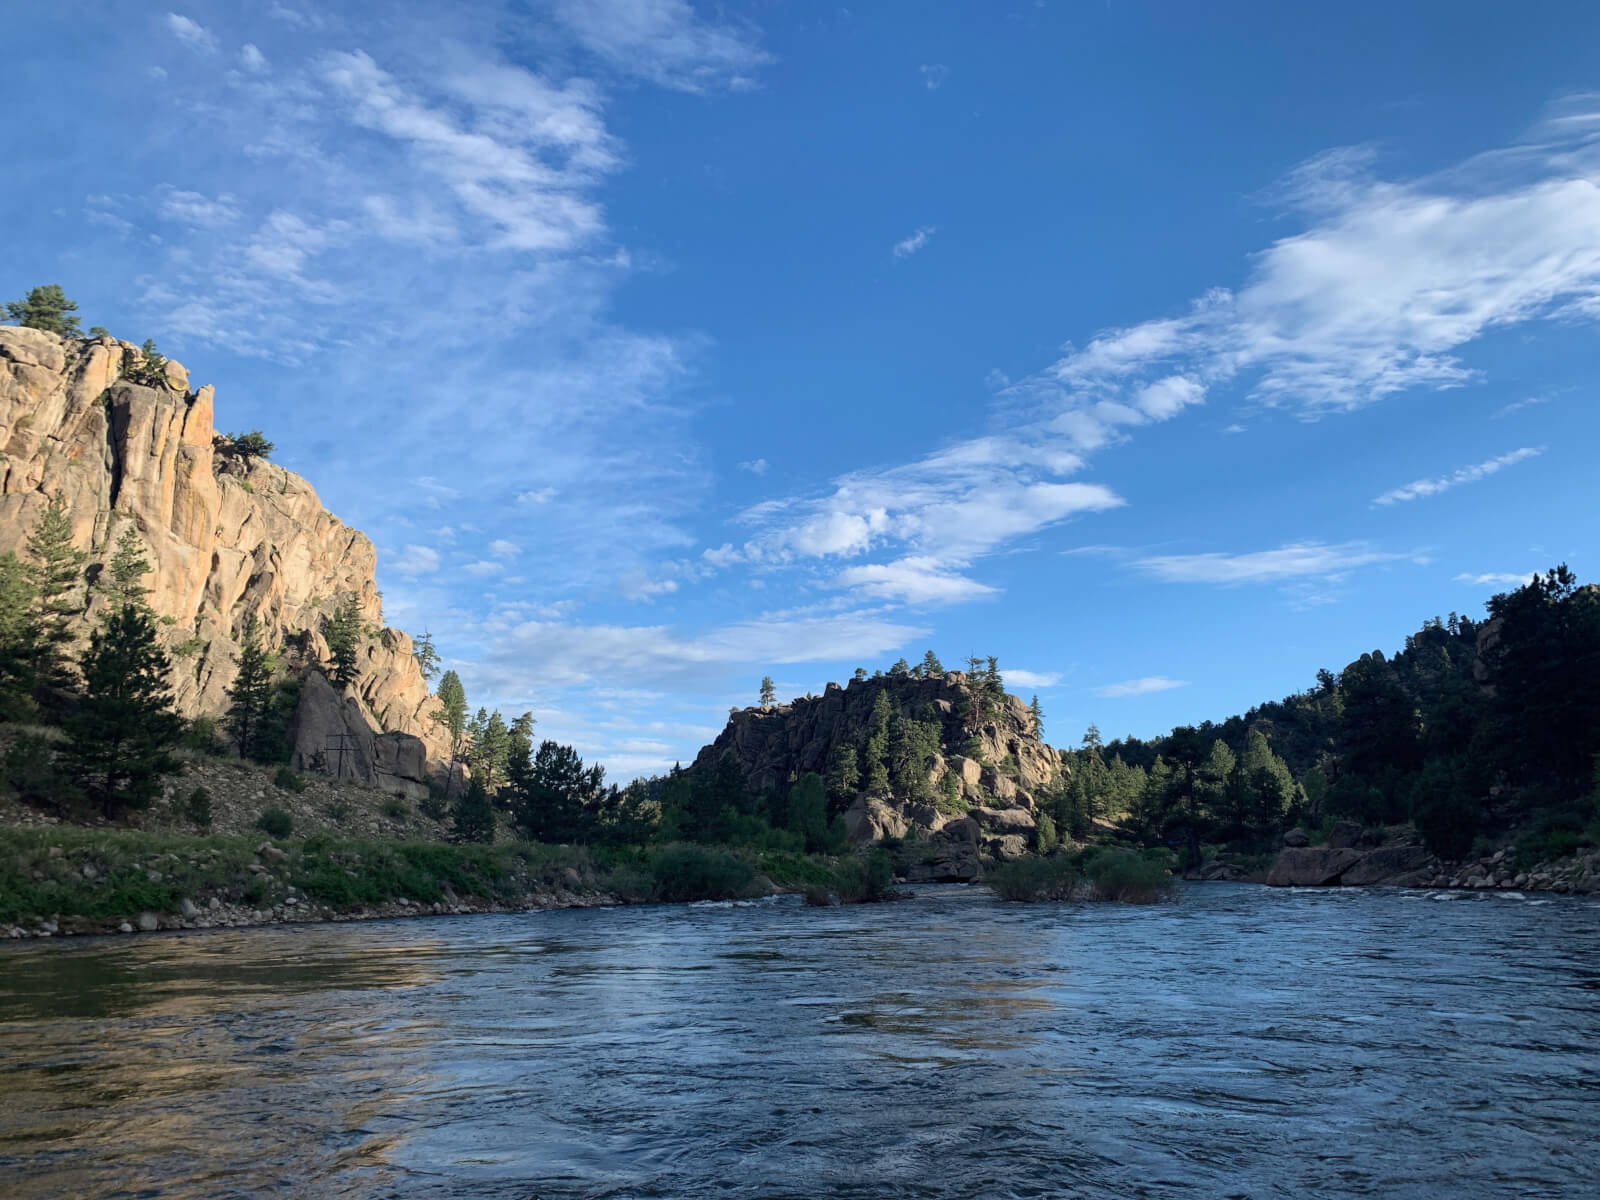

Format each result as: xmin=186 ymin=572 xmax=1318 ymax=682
xmin=5 ymin=284 xmax=81 ymax=336
xmin=474 ymin=709 xmax=511 ymax=794
xmin=61 ymin=605 xmax=183 ymax=816
xmin=24 ymin=492 xmax=87 ymax=693
xmin=921 ymin=650 xmax=943 ymax=676
xmin=412 ymin=631 xmax=440 ymax=681
xmin=1028 ymin=694 xmax=1043 ymax=733
xmin=452 ymin=776 xmax=497 ymax=844
xmin=227 ymin=616 xmax=276 ymax=761
xmin=852 ymin=667 xmax=867 ymax=681
xmin=508 ymin=711 xmax=536 ymax=763
xmin=104 ymin=523 xmax=153 ymax=610
xmin=890 ymin=657 xmax=910 ymax=676
xmin=826 ymin=743 xmax=860 ymax=799
xmin=864 ymin=691 xmax=893 ymax=793
xmin=324 ymin=595 xmax=363 ymax=690
xmin=0 ymin=553 xmax=39 ymax=719
xmin=432 ymin=670 xmax=469 ymax=794
xmin=759 ymin=675 xmax=776 ymax=707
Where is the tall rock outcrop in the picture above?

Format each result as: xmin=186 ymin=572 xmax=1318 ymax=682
xmin=0 ymin=326 xmax=445 ymax=785
xmin=691 ymin=670 xmax=1068 ymax=859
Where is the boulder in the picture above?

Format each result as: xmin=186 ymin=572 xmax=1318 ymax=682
xmin=844 ymin=797 xmax=908 ymax=844
xmin=1265 ymin=847 xmax=1363 ymax=887
xmin=902 ymin=836 xmax=982 ymax=883
xmin=289 ymin=671 xmax=429 ymax=800
xmin=970 ymin=806 xmax=1036 ymax=834
xmin=1282 ymin=827 xmax=1310 ymax=848
xmin=1326 ymin=821 xmax=1364 ymax=850
xmin=988 ymin=834 xmax=1029 ymax=861
xmin=1340 ymin=846 xmax=1437 ymax=887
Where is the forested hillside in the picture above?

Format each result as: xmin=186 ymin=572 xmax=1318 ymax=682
xmin=1056 ymin=567 xmax=1600 ymax=863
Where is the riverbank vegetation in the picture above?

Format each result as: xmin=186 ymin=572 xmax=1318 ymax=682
xmin=988 ymin=847 xmax=1176 ymax=904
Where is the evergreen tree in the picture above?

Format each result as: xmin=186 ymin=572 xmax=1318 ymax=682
xmin=432 ymin=670 xmax=470 ymax=793
xmin=473 ymin=710 xmax=511 ymax=794
xmin=852 ymin=667 xmax=867 ymax=681
xmin=785 ymin=772 xmax=830 ymax=851
xmin=104 ymin=523 xmax=153 ymax=610
xmin=921 ymin=649 xmax=943 ymax=676
xmin=452 ymin=776 xmax=497 ymax=844
xmin=984 ymin=656 xmax=1003 ymax=697
xmin=324 ymin=595 xmax=363 ymax=690
xmin=24 ymin=492 xmax=87 ymax=693
xmin=826 ymin=743 xmax=860 ymax=800
xmin=890 ymin=657 xmax=910 ymax=676
xmin=508 ymin=711 xmax=536 ymax=762
xmin=759 ymin=675 xmax=776 ymax=707
xmin=863 ymin=691 xmax=893 ymax=793
xmin=5 ymin=284 xmax=81 ymax=336
xmin=412 ymin=631 xmax=440 ymax=681
xmin=513 ymin=739 xmax=604 ymax=842
xmin=121 ymin=339 xmax=172 ymax=387
xmin=0 ymin=553 xmax=39 ymax=720
xmin=61 ymin=605 xmax=182 ymax=816
xmin=227 ymin=616 xmax=276 ymax=761
xmin=1029 ymin=694 xmax=1043 ymax=733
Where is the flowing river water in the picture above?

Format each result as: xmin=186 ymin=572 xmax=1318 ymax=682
xmin=1 ymin=883 xmax=1597 ymax=1198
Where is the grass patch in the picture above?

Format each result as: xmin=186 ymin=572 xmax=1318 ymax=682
xmin=648 ymin=843 xmax=759 ymax=902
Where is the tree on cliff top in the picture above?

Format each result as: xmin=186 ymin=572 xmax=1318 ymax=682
xmin=759 ymin=675 xmax=776 ymax=708
xmin=4 ymin=285 xmax=81 ymax=336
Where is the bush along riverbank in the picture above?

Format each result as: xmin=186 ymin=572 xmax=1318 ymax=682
xmin=0 ymin=828 xmax=882 ymax=940
xmin=987 ymin=846 xmax=1178 ymax=904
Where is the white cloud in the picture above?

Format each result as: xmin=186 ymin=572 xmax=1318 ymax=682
xmin=240 ymin=44 xmax=269 ymax=73
xmin=1454 ymin=571 xmax=1537 ymax=587
xmin=320 ymin=49 xmax=617 ymax=252
xmin=1094 ymin=676 xmax=1189 ymax=698
xmin=389 ymin=544 xmax=441 ymax=576
xmin=157 ymin=186 xmax=241 ymax=228
xmin=481 ymin=610 xmax=928 ymax=688
xmin=1494 ymin=395 xmax=1552 ymax=418
xmin=919 ymin=64 xmax=949 ymax=91
xmin=516 ymin=487 xmax=558 ymax=505
xmin=461 ymin=560 xmax=505 ymax=577
xmin=1372 ymin=447 xmax=1543 ymax=506
xmin=1135 ymin=541 xmax=1416 ymax=585
xmin=1005 ymin=98 xmax=1600 ymax=419
xmin=165 ymin=13 xmax=218 ymax=53
xmin=1005 ymin=669 xmax=1061 ymax=689
xmin=737 ymin=458 xmax=768 ymax=475
xmin=488 ymin=539 xmax=520 ymax=558
xmin=548 ymin=0 xmax=772 ymax=93
xmin=620 ymin=574 xmax=679 ymax=601
xmin=266 ymin=3 xmax=320 ymax=28
xmin=893 ymin=226 xmax=936 ymax=259
xmin=833 ymin=557 xmax=997 ymax=606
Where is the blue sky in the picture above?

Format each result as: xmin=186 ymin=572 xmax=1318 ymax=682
xmin=7 ymin=1 xmax=1598 ymax=777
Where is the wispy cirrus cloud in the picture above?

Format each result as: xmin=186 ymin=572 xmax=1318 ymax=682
xmin=1454 ymin=571 xmax=1537 ymax=587
xmin=546 ymin=0 xmax=772 ymax=93
xmin=1005 ymin=668 xmax=1061 ymax=689
xmin=1134 ymin=541 xmax=1418 ymax=585
xmin=893 ymin=226 xmax=936 ymax=258
xmin=1094 ymin=676 xmax=1188 ymax=698
xmin=164 ymin=13 xmax=218 ymax=53
xmin=1373 ymin=447 xmax=1543 ymax=506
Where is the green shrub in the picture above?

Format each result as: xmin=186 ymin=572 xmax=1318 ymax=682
xmin=1035 ymin=811 xmax=1058 ymax=854
xmin=382 ymin=795 xmax=409 ymax=821
xmin=648 ymin=844 xmax=758 ymax=902
xmin=1087 ymin=848 xmax=1175 ymax=904
xmin=183 ymin=787 xmax=213 ymax=828
xmin=828 ymin=850 xmax=895 ymax=903
xmin=325 ymin=799 xmax=351 ymax=822
xmin=179 ymin=715 xmax=225 ymax=754
xmin=988 ymin=855 xmax=1080 ymax=901
xmin=419 ymin=781 xmax=449 ymax=823
xmin=256 ymin=807 xmax=294 ymax=839
xmin=273 ymin=766 xmax=306 ymax=793
xmin=2 ymin=734 xmax=74 ymax=812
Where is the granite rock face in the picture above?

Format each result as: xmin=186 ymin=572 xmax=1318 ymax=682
xmin=691 ymin=670 xmax=1067 ymax=846
xmin=0 ymin=328 xmax=445 ymax=778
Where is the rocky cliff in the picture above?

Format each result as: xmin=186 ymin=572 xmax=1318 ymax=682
xmin=0 ymin=326 xmax=444 ymax=793
xmin=692 ymin=669 xmax=1069 ymax=870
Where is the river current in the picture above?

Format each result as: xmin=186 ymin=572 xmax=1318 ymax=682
xmin=0 ymin=883 xmax=1596 ymax=1198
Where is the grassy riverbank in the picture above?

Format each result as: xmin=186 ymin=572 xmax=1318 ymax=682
xmin=0 ymin=826 xmax=853 ymax=938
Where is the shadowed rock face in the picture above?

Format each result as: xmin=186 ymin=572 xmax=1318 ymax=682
xmin=692 ymin=671 xmax=1067 ymax=847
xmin=0 ymin=328 xmax=445 ymax=776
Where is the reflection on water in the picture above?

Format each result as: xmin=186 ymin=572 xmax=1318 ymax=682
xmin=1 ymin=884 xmax=1598 ymax=1198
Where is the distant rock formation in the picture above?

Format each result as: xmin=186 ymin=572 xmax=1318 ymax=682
xmin=691 ymin=669 xmax=1069 ymax=869
xmin=0 ymin=326 xmax=444 ymax=789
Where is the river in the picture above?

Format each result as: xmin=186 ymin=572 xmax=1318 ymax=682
xmin=1 ymin=883 xmax=1597 ymax=1198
